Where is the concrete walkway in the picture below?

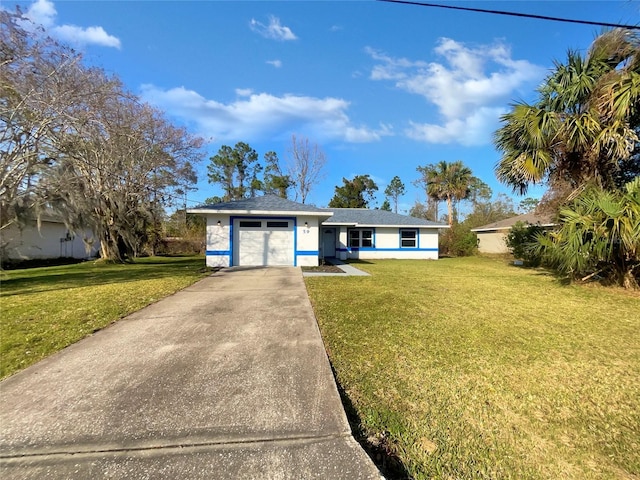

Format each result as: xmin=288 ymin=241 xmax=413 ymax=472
xmin=0 ymin=267 xmax=381 ymax=479
xmin=302 ymin=259 xmax=371 ymax=277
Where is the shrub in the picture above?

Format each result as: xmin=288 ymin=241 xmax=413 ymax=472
xmin=505 ymin=221 xmax=546 ymax=266
xmin=533 ymin=178 xmax=640 ymax=289
xmin=440 ymin=224 xmax=477 ymax=257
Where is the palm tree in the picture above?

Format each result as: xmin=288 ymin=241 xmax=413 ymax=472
xmin=416 ymin=164 xmax=444 ymax=221
xmin=433 ymin=161 xmax=474 ymax=226
xmin=494 ymin=29 xmax=640 ymax=196
xmin=533 ymin=177 xmax=640 ymax=289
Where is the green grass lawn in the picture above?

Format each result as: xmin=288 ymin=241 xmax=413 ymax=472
xmin=305 ymin=257 xmax=640 ymax=480
xmin=0 ymin=255 xmax=209 ymax=379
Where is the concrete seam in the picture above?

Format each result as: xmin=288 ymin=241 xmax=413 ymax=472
xmin=0 ymin=432 xmax=355 ymax=460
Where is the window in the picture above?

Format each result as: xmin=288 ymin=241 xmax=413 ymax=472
xmin=239 ymin=221 xmax=261 ymax=228
xmin=362 ymin=230 xmax=373 ymax=247
xmin=266 ymin=221 xmax=289 ymax=228
xmin=401 ymin=229 xmax=417 ymax=248
xmin=349 ymin=229 xmax=374 ymax=248
xmin=349 ymin=230 xmax=360 ymax=248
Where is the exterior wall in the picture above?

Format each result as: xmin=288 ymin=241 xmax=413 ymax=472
xmin=203 ymin=214 xmax=320 ymax=267
xmin=333 ymin=226 xmax=440 ymax=260
xmin=1 ymin=221 xmax=99 ymax=260
xmin=296 ymin=216 xmax=319 ymax=266
xmin=205 ymin=215 xmax=232 ymax=267
xmin=476 ymin=231 xmax=508 ymax=254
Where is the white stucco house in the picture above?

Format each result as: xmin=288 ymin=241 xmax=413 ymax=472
xmin=1 ymin=214 xmax=100 ymax=262
xmin=471 ymin=212 xmax=555 ymax=254
xmin=188 ymin=195 xmax=448 ymax=267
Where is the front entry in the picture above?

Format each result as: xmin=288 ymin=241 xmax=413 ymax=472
xmin=322 ymin=228 xmax=336 ymax=258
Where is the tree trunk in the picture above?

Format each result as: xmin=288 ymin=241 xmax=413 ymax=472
xmin=99 ymin=227 xmax=125 ymax=263
xmin=446 ymin=195 xmax=453 ymax=226
xmin=622 ymin=269 xmax=639 ymax=290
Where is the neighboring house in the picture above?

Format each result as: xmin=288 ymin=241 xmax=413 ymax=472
xmin=1 ymin=214 xmax=100 ymax=262
xmin=187 ymin=195 xmax=448 ymax=267
xmin=471 ymin=212 xmax=555 ymax=254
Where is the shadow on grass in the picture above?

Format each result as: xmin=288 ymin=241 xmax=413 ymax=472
xmin=330 ymin=364 xmax=412 ymax=480
xmin=1 ymin=256 xmax=206 ymax=297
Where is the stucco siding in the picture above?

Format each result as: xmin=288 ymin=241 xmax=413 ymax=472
xmin=296 ymin=216 xmax=319 ymax=266
xmin=203 ymin=214 xmax=321 ymax=267
xmin=205 ymin=215 xmax=231 ymax=267
xmin=334 ymin=226 xmax=439 ymax=260
xmin=477 ymin=231 xmax=509 ymax=254
xmin=1 ymin=221 xmax=99 ymax=260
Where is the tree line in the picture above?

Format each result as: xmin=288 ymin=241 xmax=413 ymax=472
xmin=205 ymin=135 xmax=326 ymax=204
xmin=1 ymin=8 xmax=203 ymax=262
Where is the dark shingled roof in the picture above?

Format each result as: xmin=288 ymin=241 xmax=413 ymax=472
xmin=323 ymin=208 xmax=447 ymax=227
xmin=188 ymin=195 xmax=329 ymax=213
xmin=471 ymin=212 xmax=555 ymax=232
xmin=188 ymin=196 xmax=448 ymax=227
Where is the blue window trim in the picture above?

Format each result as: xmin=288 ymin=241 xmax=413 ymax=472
xmin=399 ymin=228 xmax=419 ymax=249
xmin=229 ymin=216 xmax=316 ymax=267
xmin=346 ymin=227 xmax=376 ymax=250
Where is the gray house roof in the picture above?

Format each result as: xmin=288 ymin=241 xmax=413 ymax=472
xmin=188 ymin=195 xmax=332 ymax=217
xmin=188 ymin=196 xmax=448 ymax=228
xmin=323 ymin=208 xmax=447 ymax=228
xmin=471 ymin=212 xmax=556 ymax=232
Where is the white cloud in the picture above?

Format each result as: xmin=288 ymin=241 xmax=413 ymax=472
xmin=20 ymin=0 xmax=121 ymax=48
xmin=406 ymin=107 xmax=507 ymax=146
xmin=266 ymin=59 xmax=283 ymax=68
xmin=140 ymin=85 xmax=391 ymax=144
xmin=367 ymin=39 xmax=545 ymax=145
xmin=250 ymin=15 xmax=297 ymax=41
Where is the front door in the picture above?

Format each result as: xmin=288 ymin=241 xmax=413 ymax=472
xmin=322 ymin=228 xmax=336 ymax=258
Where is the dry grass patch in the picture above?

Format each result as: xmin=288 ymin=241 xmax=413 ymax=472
xmin=305 ymin=257 xmax=640 ymax=479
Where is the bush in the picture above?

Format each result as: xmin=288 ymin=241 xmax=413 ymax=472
xmin=440 ymin=224 xmax=477 ymax=257
xmin=155 ymin=238 xmax=204 ymax=256
xmin=504 ymin=221 xmax=546 ymax=266
xmin=533 ymin=179 xmax=640 ymax=289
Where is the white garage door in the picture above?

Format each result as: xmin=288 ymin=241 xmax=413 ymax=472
xmin=235 ymin=219 xmax=294 ymax=266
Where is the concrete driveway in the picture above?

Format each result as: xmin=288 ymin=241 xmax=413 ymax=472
xmin=0 ymin=267 xmax=381 ymax=479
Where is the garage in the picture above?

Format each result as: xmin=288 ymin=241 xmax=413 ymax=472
xmin=234 ymin=219 xmax=294 ymax=266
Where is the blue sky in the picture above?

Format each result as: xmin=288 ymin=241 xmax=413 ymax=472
xmin=5 ymin=0 xmax=640 ymax=212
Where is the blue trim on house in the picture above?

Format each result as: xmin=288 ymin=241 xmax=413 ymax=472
xmin=296 ymin=250 xmax=319 ymax=256
xmin=399 ymin=228 xmax=419 ymax=249
xmin=361 ymin=247 xmax=438 ymax=252
xmin=206 ymin=250 xmax=231 ymax=256
xmin=229 ymin=215 xmax=302 ymax=266
xmin=336 ymin=247 xmax=438 ymax=252
xmin=346 ymin=226 xmax=377 ymax=249
xmin=293 ymin=217 xmax=298 ymax=267
xmin=229 ymin=220 xmax=234 ymax=267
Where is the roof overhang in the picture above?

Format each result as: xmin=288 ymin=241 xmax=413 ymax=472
xmin=187 ymin=208 xmax=333 ymax=220
xmin=471 ymin=223 xmax=555 ymax=233
xmin=322 ymin=222 xmax=449 ymax=229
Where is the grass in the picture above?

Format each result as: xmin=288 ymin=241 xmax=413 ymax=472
xmin=0 ymin=255 xmax=209 ymax=379
xmin=305 ymin=257 xmax=640 ymax=480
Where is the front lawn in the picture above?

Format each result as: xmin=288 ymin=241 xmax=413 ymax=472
xmin=305 ymin=257 xmax=640 ymax=479
xmin=0 ymin=255 xmax=209 ymax=379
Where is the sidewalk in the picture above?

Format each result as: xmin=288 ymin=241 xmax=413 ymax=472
xmin=0 ymin=267 xmax=382 ymax=479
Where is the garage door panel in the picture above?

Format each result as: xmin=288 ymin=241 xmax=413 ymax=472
xmin=235 ymin=219 xmax=294 ymax=266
